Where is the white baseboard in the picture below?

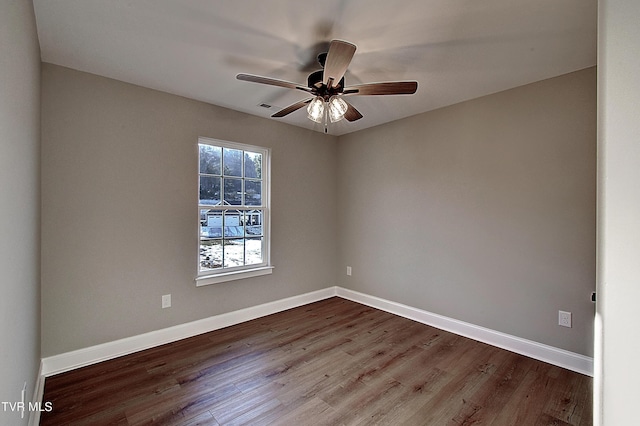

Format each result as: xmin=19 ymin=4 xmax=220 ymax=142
xmin=336 ymin=287 xmax=593 ymax=376
xmin=40 ymin=287 xmax=337 ymax=377
xmin=28 ymin=364 xmax=46 ymax=426
xmin=39 ymin=285 xmax=593 ymax=380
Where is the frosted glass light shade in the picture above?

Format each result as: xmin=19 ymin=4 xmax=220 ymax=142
xmin=307 ymin=97 xmax=324 ymax=123
xmin=328 ymin=96 xmax=348 ymax=123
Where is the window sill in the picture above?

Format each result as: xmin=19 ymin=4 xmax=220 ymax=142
xmin=195 ymin=266 xmax=274 ymax=286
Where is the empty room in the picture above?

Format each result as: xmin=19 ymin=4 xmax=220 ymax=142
xmin=2 ymin=0 xmax=639 ymax=425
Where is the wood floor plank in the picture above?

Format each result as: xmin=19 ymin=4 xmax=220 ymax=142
xmin=458 ymin=352 xmax=537 ymax=424
xmin=400 ymin=342 xmax=506 ymax=425
xmin=488 ymin=364 xmax=556 ymax=426
xmin=40 ymin=297 xmax=592 ymax=425
xmin=535 ymin=413 xmax=574 ymax=426
xmin=208 ymin=390 xmax=279 ymax=424
xmin=356 ymin=367 xmax=451 ymax=425
xmin=182 ymin=411 xmax=219 ymax=426
xmin=123 ymin=381 xmax=239 ymax=426
xmin=542 ymin=367 xmax=593 ymax=425
xmin=320 ymin=375 xmax=406 ymax=425
xmin=265 ymin=396 xmax=336 ymax=426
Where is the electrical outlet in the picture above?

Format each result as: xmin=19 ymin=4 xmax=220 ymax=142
xmin=558 ymin=310 xmax=572 ymax=328
xmin=346 ymin=266 xmax=352 ymax=276
xmin=162 ymin=294 xmax=171 ymax=309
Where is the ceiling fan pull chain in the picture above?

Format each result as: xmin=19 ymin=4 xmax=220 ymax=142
xmin=324 ymin=104 xmax=328 ymax=133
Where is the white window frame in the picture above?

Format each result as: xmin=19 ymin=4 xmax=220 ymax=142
xmin=195 ymin=137 xmax=272 ymax=286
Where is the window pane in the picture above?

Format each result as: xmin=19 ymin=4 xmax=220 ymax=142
xmin=245 ymin=237 xmax=263 ymax=265
xmin=223 ymin=148 xmax=243 ymax=177
xmin=199 ymin=144 xmax=221 ymax=175
xmin=245 ymin=180 xmax=262 ymax=206
xmin=223 ymin=239 xmax=244 ymax=268
xmin=197 ymin=139 xmax=269 ymax=281
xmin=244 ymin=152 xmax=262 ymax=179
xmin=200 ymin=209 xmax=222 ymax=238
xmin=200 ymin=240 xmax=222 ymax=271
xmin=223 ymin=210 xmax=244 ymax=238
xmin=245 ymin=210 xmax=262 ymax=236
xmin=199 ymin=176 xmax=221 ymax=205
xmin=223 ymin=178 xmax=242 ymax=205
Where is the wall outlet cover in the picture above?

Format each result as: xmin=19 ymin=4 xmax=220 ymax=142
xmin=162 ymin=294 xmax=171 ymax=309
xmin=558 ymin=310 xmax=572 ymax=328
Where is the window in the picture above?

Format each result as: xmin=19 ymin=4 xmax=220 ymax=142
xmin=196 ymin=137 xmax=272 ymax=285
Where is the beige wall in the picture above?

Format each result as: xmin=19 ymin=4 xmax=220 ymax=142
xmin=337 ymin=68 xmax=596 ymax=356
xmin=598 ymin=0 xmax=640 ymax=423
xmin=41 ymin=64 xmax=338 ymax=356
xmin=0 ymin=1 xmax=41 ymax=423
xmin=40 ymin=63 xmax=596 ymax=363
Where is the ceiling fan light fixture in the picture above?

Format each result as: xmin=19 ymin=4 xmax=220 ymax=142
xmin=307 ymin=97 xmax=324 ymax=123
xmin=237 ymin=40 xmax=418 ymax=130
xmin=328 ymin=96 xmax=348 ymax=123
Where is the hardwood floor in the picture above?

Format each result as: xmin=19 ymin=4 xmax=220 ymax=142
xmin=40 ymin=297 xmax=592 ymax=425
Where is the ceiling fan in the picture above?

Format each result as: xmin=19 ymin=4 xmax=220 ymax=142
xmin=236 ymin=40 xmax=418 ymax=133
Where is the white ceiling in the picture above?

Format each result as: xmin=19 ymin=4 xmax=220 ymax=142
xmin=32 ymin=0 xmax=597 ymax=136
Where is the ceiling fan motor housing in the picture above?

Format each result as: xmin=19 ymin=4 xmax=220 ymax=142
xmin=307 ymin=70 xmax=345 ymax=98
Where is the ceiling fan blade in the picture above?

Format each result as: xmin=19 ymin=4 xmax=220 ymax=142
xmin=323 ymin=40 xmax=356 ymax=88
xmin=343 ymin=81 xmax=418 ymax=96
xmin=271 ymin=98 xmax=313 ymax=118
xmin=343 ymin=100 xmax=363 ymax=122
xmin=236 ymin=73 xmax=313 ymax=93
